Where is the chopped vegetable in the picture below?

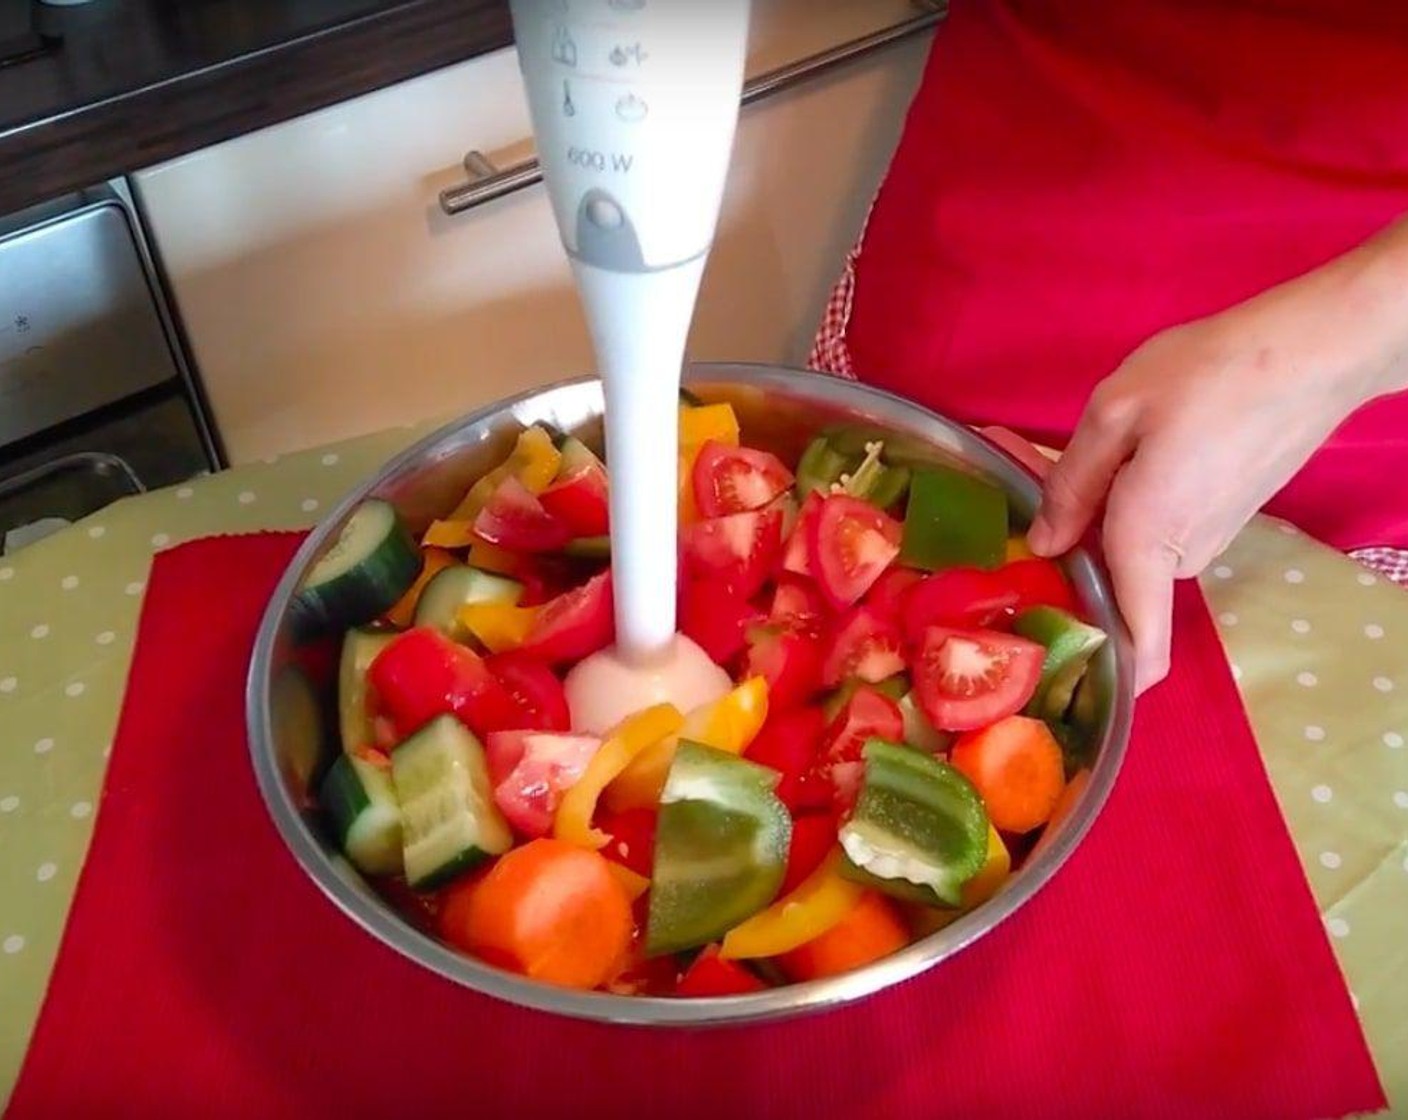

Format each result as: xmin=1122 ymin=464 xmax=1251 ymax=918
xmin=901 ymin=567 xmax=1019 ymax=645
xmin=485 ymin=651 xmax=571 ymax=731
xmin=367 ymin=627 xmax=519 ymax=739
xmin=385 ymin=547 xmax=457 ymax=627
xmin=457 ymin=601 xmax=540 ymax=653
xmin=949 ymin=715 xmax=1067 ymax=834
xmin=439 ymin=838 xmax=632 ymax=990
xmin=822 ymin=605 xmax=905 ymax=687
xmin=719 ymin=851 xmax=861 ymax=960
xmin=692 ymin=440 xmax=794 ymax=518
xmin=1011 ymin=606 xmax=1108 ymax=721
xmin=742 ymin=705 xmax=829 ymax=812
xmin=337 ymin=627 xmax=397 ymax=755
xmin=448 ymin=424 xmax=562 ymax=521
xmin=474 ymin=476 xmax=572 ymax=553
xmin=676 ymin=945 xmax=768 ymax=996
xmin=901 ymin=466 xmax=1008 ymax=571
xmin=413 ymin=563 xmax=523 ymax=642
xmin=554 ymin=703 xmax=684 ymax=849
xmin=485 ymin=731 xmax=601 ymax=838
xmin=293 ymin=499 xmax=421 ymax=635
xmin=519 ymin=570 xmax=614 ymax=665
xmin=539 ymin=438 xmax=610 ymax=538
xmin=647 ymin=742 xmax=791 ymax=956
xmin=743 ymin=626 xmax=825 ymax=713
xmin=680 ymin=577 xmax=764 ymax=664
xmin=319 ymin=753 xmax=403 ymax=876
xmin=680 ymin=508 xmax=783 ymax=600
xmin=838 ymin=739 xmax=989 ymax=907
xmin=811 ymin=494 xmax=903 ymax=609
xmin=911 ymin=625 xmax=1044 ymax=732
xmin=775 ymin=891 xmax=909 ymax=982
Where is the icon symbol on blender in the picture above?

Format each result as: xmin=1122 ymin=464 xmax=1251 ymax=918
xmin=551 ymin=26 xmax=578 ymax=68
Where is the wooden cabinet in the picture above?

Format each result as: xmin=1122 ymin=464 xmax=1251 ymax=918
xmin=134 ymin=0 xmax=930 ymax=463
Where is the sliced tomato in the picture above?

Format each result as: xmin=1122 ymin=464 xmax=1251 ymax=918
xmin=539 ymin=460 xmax=610 ymax=538
xmin=679 ymin=577 xmax=764 ymax=665
xmin=597 ymin=808 xmax=657 ymax=878
xmin=692 ymin=440 xmax=794 ymax=518
xmin=912 ymin=625 xmax=1044 ymax=732
xmin=743 ymin=626 xmax=824 ymax=713
xmin=485 ymin=731 xmax=602 ymax=838
xmin=743 ymin=705 xmax=830 ymax=812
xmin=862 ymin=567 xmax=924 ymax=626
xmin=768 ymin=575 xmax=829 ymax=640
xmin=680 ymin=508 xmax=782 ymax=600
xmin=810 ymin=494 xmax=903 ymax=610
xmin=676 ymin=945 xmax=767 ymax=997
xmin=781 ymin=812 xmax=839 ymax=895
xmin=367 ymin=626 xmax=519 ymax=738
xmin=901 ymin=567 xmax=1020 ymax=646
xmin=822 ymin=606 xmax=905 ymax=687
xmin=519 ymin=570 xmax=614 ymax=665
xmin=473 ymin=475 xmax=572 ymax=553
xmin=781 ymin=492 xmax=823 ymax=577
xmin=485 ymin=651 xmax=571 ymax=731
xmin=819 ymin=685 xmax=905 ymax=768
xmin=996 ymin=557 xmax=1081 ymax=616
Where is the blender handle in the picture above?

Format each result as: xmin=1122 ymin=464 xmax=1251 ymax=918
xmin=438 ymin=0 xmax=947 ymax=218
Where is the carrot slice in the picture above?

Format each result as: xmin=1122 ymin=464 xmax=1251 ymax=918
xmin=949 ymin=715 xmax=1066 ymax=834
xmin=441 ymin=838 xmax=633 ymax=991
xmin=776 ymin=891 xmax=909 ymax=982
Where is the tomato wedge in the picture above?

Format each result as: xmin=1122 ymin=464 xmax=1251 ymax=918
xmin=768 ymin=575 xmax=829 ymax=640
xmin=539 ymin=461 xmax=610 ymax=538
xmin=816 ymin=685 xmax=905 ymax=811
xmin=485 ymin=731 xmax=602 ymax=837
xmin=781 ymin=492 xmax=823 ymax=577
xmin=822 ymin=605 xmax=905 ymax=687
xmin=862 ymin=567 xmax=924 ymax=626
xmin=996 ymin=557 xmax=1081 ymax=616
xmin=743 ymin=626 xmax=824 ymax=713
xmin=912 ymin=625 xmax=1044 ymax=732
xmin=810 ymin=494 xmax=903 ymax=609
xmin=901 ymin=567 xmax=1020 ymax=646
xmin=473 ymin=476 xmax=572 ymax=553
xmin=692 ymin=440 xmax=794 ymax=518
xmin=367 ymin=627 xmax=519 ymax=738
xmin=596 ymin=808 xmax=658 ymax=878
xmin=743 ymin=706 xmax=830 ymax=812
xmin=485 ymin=651 xmax=571 ymax=731
xmin=676 ymin=945 xmax=767 ymax=997
xmin=681 ymin=508 xmax=783 ymax=600
xmin=679 ymin=577 xmax=764 ymax=665
xmin=519 ymin=570 xmax=614 ymax=665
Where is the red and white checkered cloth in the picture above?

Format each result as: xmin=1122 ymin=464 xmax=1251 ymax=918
xmin=807 ymin=226 xmax=1408 ymax=587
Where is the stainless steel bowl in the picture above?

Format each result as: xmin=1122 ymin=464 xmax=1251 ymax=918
xmin=247 ymin=362 xmax=1134 ymax=1027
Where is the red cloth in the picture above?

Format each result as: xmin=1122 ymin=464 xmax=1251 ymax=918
xmin=8 ymin=533 xmax=1385 ymax=1119
xmin=844 ymin=0 xmax=1408 ymax=552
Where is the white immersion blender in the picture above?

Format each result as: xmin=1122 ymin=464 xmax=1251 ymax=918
xmin=509 ymin=0 xmax=752 ymax=725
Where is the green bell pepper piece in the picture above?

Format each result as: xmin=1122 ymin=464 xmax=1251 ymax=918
xmin=900 ymin=466 xmax=1009 ymax=571
xmin=837 ymin=739 xmax=989 ymax=908
xmin=1012 ymin=606 xmax=1108 ymax=722
xmin=646 ymin=741 xmax=791 ymax=957
xmin=796 ymin=435 xmax=853 ymax=498
xmin=898 ymin=689 xmax=954 ymax=755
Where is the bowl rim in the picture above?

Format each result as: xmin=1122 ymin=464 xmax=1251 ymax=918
xmin=245 ymin=361 xmax=1135 ymax=1027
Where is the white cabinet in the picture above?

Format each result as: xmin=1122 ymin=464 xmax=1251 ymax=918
xmin=134 ymin=0 xmax=930 ymax=464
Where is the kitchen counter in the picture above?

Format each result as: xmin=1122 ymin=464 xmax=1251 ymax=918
xmin=0 ymin=414 xmax=1406 ymax=1108
xmin=0 ymin=0 xmax=511 ymax=216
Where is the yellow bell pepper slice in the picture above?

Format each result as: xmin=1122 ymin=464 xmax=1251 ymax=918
xmin=1005 ymin=535 xmax=1036 ymax=562
xmin=719 ymin=850 xmax=863 ymax=960
xmin=604 ymin=677 xmax=769 ymax=813
xmin=679 ymin=402 xmax=740 ymax=450
xmin=449 ymin=425 xmax=562 ymax=520
xmin=555 ymin=703 xmax=684 ymax=850
xmin=457 ymin=602 xmax=539 ymax=653
xmin=606 ymin=862 xmax=651 ymax=903
xmin=906 ymin=825 xmax=1012 ymax=937
xmin=466 ymin=538 xmax=521 ymax=576
xmin=384 ymin=547 xmax=456 ymax=627
xmin=422 ymin=520 xmax=481 ymax=549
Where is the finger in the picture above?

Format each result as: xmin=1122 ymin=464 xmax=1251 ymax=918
xmin=1028 ymin=391 xmax=1139 ymax=556
xmin=1101 ymin=471 xmax=1177 ymax=694
xmin=978 ymin=425 xmax=1052 ymax=480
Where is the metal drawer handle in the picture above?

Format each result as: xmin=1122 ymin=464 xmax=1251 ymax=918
xmin=439 ymin=0 xmax=947 ymax=216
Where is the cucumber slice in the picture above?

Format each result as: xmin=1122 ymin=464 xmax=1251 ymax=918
xmin=898 ymin=689 xmax=954 ymax=755
xmin=272 ymin=664 xmax=332 ymax=797
xmin=293 ymin=500 xmax=420 ymax=634
xmin=413 ymin=564 xmax=524 ymax=642
xmin=838 ymin=739 xmax=988 ymax=908
xmin=338 ymin=627 xmax=398 ymax=755
xmin=320 ymin=754 xmax=403 ymax=876
xmin=563 ymin=535 xmax=611 ymax=560
xmin=1012 ymin=606 xmax=1108 ymax=722
xmin=391 ymin=715 xmax=511 ymax=890
xmin=647 ymin=741 xmax=791 ymax=957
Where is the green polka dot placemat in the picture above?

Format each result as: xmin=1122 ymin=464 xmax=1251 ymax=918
xmin=2 ymin=422 xmax=1405 ymax=1113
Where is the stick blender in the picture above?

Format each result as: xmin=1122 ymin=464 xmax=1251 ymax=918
xmin=509 ymin=0 xmax=752 ymax=731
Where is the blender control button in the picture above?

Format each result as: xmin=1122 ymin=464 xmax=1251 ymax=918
xmin=586 ymin=195 xmax=625 ymax=229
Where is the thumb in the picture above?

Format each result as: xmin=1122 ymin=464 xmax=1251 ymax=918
xmin=1028 ymin=397 xmax=1137 ymax=556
